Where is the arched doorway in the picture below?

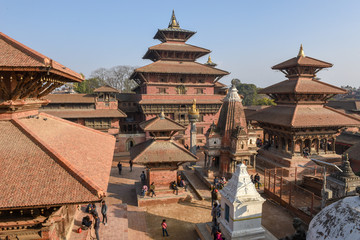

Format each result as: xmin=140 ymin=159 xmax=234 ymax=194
xmin=126 ymin=138 xmax=135 ymax=151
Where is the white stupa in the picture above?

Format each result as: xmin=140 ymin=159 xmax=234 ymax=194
xmin=307 ymin=196 xmax=360 ymax=240
xmin=219 ymin=163 xmax=266 ymax=240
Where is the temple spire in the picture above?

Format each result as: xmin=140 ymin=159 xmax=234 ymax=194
xmin=298 ymin=44 xmax=305 ymax=57
xmin=205 ymin=55 xmax=217 ymax=67
xmin=168 ymin=10 xmax=180 ymax=29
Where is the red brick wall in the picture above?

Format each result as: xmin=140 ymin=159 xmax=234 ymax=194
xmin=117 ymin=134 xmax=146 ymax=152
xmin=147 ymin=169 xmax=177 ymax=188
xmin=95 ymin=101 xmax=118 ymax=110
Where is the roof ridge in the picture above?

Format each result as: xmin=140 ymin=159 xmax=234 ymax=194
xmin=11 ymin=118 xmax=105 ymax=198
xmin=311 ymin=79 xmax=346 ymax=93
xmin=290 ymin=105 xmax=298 ymax=127
xmin=192 ymin=61 xmax=230 ymax=75
xmin=324 ymin=106 xmax=360 ymax=123
xmin=0 ymin=32 xmax=46 ymax=65
xmin=170 ymin=140 xmax=198 ymax=159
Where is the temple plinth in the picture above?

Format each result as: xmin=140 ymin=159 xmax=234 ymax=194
xmin=250 ymin=45 xmax=360 ymax=170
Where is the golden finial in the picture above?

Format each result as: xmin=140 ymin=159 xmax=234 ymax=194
xmin=168 ymin=10 xmax=180 ymax=29
xmin=189 ymin=99 xmax=199 ymax=115
xmin=207 ymin=55 xmax=213 ymax=64
xmin=159 ymin=107 xmax=165 ymax=119
xmin=298 ymin=44 xmax=305 ymax=57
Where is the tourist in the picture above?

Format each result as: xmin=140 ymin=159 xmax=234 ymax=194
xmin=90 ymin=203 xmax=98 ymax=218
xmin=303 ymin=147 xmax=309 ymax=158
xmin=254 ymin=173 xmax=261 ymax=189
xmin=211 ymin=189 xmax=220 ymax=206
xmin=150 ymin=182 xmax=156 ymax=197
xmin=214 ymin=177 xmax=219 ymax=188
xmin=94 ymin=215 xmax=101 ymax=240
xmin=211 ymin=222 xmax=220 ymax=240
xmin=216 ymin=229 xmax=224 ymax=240
xmin=161 ymin=219 xmax=169 ymax=237
xmin=185 ymin=144 xmax=189 ymax=150
xmin=101 ymin=201 xmax=108 ymax=225
xmin=250 ymin=174 xmax=254 ymax=183
xmin=117 ymin=162 xmax=122 ymax=175
xmin=82 ymin=215 xmax=92 ymax=229
xmin=171 ymin=181 xmax=178 ymax=195
xmin=129 ymin=160 xmax=133 ymax=172
xmin=141 ymin=184 xmax=148 ymax=197
xmin=211 ymin=202 xmax=218 ymax=224
xmin=179 ymin=179 xmax=187 ymax=191
xmin=177 ymin=174 xmax=182 ymax=185
xmin=140 ymin=171 xmax=146 ymax=185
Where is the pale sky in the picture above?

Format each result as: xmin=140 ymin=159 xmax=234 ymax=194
xmin=1 ymin=0 xmax=360 ymax=88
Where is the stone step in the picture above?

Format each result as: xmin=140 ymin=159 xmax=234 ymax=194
xmin=182 ymin=170 xmax=211 ymax=200
xmin=195 ymin=222 xmax=213 ymax=240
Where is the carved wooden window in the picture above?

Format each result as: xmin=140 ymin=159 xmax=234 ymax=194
xmin=196 ymin=127 xmax=204 ymax=134
xmin=196 ymin=88 xmax=204 ymax=94
xmin=85 ymin=118 xmax=111 ymax=129
xmin=158 ymin=88 xmax=167 ymax=94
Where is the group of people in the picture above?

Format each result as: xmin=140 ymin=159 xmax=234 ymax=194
xmin=83 ymin=201 xmax=108 ymax=240
xmin=117 ymin=160 xmax=133 ymax=175
xmin=250 ymin=173 xmax=261 ymax=189
xmin=141 ymin=181 xmax=156 ymax=197
xmin=213 ymin=176 xmax=227 ymax=190
xmin=171 ymin=174 xmax=188 ymax=195
xmin=211 ymin=194 xmax=224 ymax=240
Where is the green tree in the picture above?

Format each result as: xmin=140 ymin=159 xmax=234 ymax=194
xmin=255 ymin=97 xmax=276 ymax=106
xmin=73 ymin=78 xmax=101 ymax=93
xmin=233 ymin=79 xmax=258 ymax=106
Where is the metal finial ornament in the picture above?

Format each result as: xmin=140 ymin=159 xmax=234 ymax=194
xmin=159 ymin=107 xmax=165 ymax=119
xmin=207 ymin=55 xmax=212 ymax=64
xmin=298 ymin=44 xmax=305 ymax=57
xmin=168 ymin=10 xmax=180 ymax=29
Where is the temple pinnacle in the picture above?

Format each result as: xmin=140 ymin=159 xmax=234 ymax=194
xmin=168 ymin=10 xmax=180 ymax=29
xmin=298 ymin=44 xmax=305 ymax=57
xmin=207 ymin=55 xmax=213 ymax=64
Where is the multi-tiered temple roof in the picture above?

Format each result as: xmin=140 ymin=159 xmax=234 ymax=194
xmin=250 ymin=45 xmax=360 ymax=128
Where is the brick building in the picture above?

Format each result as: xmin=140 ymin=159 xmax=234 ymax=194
xmin=41 ymin=85 xmax=126 ymax=152
xmin=124 ymin=11 xmax=229 ymax=148
xmin=0 ymin=32 xmax=114 ymax=239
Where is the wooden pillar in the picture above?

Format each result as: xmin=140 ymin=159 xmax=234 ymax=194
xmin=300 ymin=139 xmax=304 ymax=156
xmin=291 ymin=140 xmax=295 ymax=155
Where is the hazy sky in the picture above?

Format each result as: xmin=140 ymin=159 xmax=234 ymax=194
xmin=1 ymin=1 xmax=360 ymax=88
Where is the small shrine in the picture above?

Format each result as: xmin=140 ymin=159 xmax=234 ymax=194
xmin=327 ymin=154 xmax=360 ymax=199
xmin=130 ymin=110 xmax=198 ymax=205
xmin=219 ymin=163 xmax=267 ymax=240
xmin=204 ymin=82 xmax=257 ymax=176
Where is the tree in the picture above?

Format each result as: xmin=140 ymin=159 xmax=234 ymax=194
xmin=90 ymin=65 xmax=137 ymax=93
xmin=233 ymin=79 xmax=258 ymax=106
xmin=73 ymin=78 xmax=101 ymax=94
xmin=254 ymin=97 xmax=276 ymax=106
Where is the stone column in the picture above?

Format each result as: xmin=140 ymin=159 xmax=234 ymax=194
xmin=188 ymin=99 xmax=199 ymax=165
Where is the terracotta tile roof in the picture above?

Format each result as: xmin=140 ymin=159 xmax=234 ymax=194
xmin=132 ymin=60 xmax=229 ymax=76
xmin=130 ymin=139 xmax=197 ymax=164
xmin=143 ymin=43 xmax=210 ymax=59
xmin=249 ymin=105 xmax=360 ymax=128
xmin=0 ymin=113 xmax=115 ymax=209
xmin=0 ymin=32 xmax=83 ymax=82
xmin=41 ymin=109 xmax=126 ymax=119
xmin=45 ymin=94 xmax=95 ymax=103
xmin=139 ymin=116 xmax=185 ymax=132
xmin=260 ymin=78 xmax=346 ymax=94
xmin=93 ymin=85 xmax=119 ymax=93
xmin=272 ymin=55 xmax=333 ymax=70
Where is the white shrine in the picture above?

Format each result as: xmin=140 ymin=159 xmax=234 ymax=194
xmin=219 ymin=163 xmax=266 ymax=240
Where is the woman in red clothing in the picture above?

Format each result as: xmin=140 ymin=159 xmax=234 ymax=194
xmin=161 ymin=219 xmax=169 ymax=237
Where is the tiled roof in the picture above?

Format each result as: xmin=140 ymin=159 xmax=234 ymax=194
xmin=130 ymin=139 xmax=197 ymax=164
xmin=117 ymin=93 xmax=140 ymax=102
xmin=45 ymin=94 xmax=95 ymax=103
xmin=93 ymin=85 xmax=119 ymax=93
xmin=260 ymin=78 xmax=346 ymax=94
xmin=147 ymin=42 xmax=210 ymax=53
xmin=0 ymin=113 xmax=115 ymax=209
xmin=249 ymin=105 xmax=360 ymax=128
xmin=0 ymin=32 xmax=83 ymax=82
xmin=133 ymin=60 xmax=229 ymax=76
xmin=272 ymin=55 xmax=332 ymax=70
xmin=42 ymin=109 xmax=126 ymax=119
xmin=139 ymin=116 xmax=185 ymax=132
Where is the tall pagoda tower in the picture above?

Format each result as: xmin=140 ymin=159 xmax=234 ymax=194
xmin=250 ymin=45 xmax=360 ymax=170
xmin=130 ymin=11 xmax=229 ymax=145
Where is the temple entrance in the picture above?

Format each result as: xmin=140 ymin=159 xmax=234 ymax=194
xmin=213 ymin=156 xmax=220 ymax=169
xmin=126 ymin=138 xmax=135 ymax=151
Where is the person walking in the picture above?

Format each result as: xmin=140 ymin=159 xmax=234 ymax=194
xmin=94 ymin=215 xmax=101 ymax=240
xmin=254 ymin=173 xmax=261 ymax=189
xmin=129 ymin=160 xmax=133 ymax=172
xmin=117 ymin=162 xmax=122 ymax=175
xmin=150 ymin=182 xmax=156 ymax=197
xmin=140 ymin=171 xmax=146 ymax=185
xmin=101 ymin=201 xmax=108 ymax=225
xmin=161 ymin=219 xmax=169 ymax=237
xmin=171 ymin=181 xmax=178 ymax=195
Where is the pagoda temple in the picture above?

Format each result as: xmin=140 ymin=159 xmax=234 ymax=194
xmin=250 ymin=45 xmax=360 ymax=170
xmin=130 ymin=110 xmax=197 ymax=205
xmin=129 ymin=10 xmax=229 ymax=146
xmin=0 ymin=32 xmax=114 ymax=239
xmin=204 ymin=82 xmax=257 ymax=176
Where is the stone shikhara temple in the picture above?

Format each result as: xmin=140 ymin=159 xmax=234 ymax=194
xmin=250 ymin=45 xmax=360 ymax=170
xmin=204 ymin=83 xmax=258 ymax=176
xmin=0 ymin=32 xmax=114 ymax=239
xmin=128 ymin=11 xmax=229 ymax=146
